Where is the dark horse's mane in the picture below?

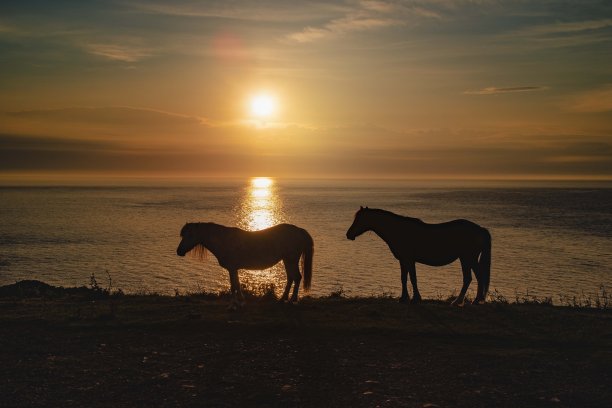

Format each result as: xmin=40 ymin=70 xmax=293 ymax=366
xmin=366 ymin=208 xmax=425 ymax=225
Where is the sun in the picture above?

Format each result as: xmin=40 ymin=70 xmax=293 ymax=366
xmin=249 ymin=93 xmax=277 ymax=118
xmin=251 ymin=177 xmax=273 ymax=188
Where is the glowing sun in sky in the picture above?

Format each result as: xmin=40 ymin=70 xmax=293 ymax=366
xmin=249 ymin=93 xmax=277 ymax=118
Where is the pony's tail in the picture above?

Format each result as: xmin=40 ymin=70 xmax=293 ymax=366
xmin=301 ymin=230 xmax=314 ymax=291
xmin=479 ymin=228 xmax=492 ymax=300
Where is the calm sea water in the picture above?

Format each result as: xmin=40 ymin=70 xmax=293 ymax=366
xmin=1 ymin=179 xmax=611 ymax=302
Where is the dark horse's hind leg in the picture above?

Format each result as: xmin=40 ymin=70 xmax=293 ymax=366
xmin=400 ymin=261 xmax=421 ymax=303
xmin=472 ymin=265 xmax=485 ymax=304
xmin=452 ymin=257 xmax=474 ymax=306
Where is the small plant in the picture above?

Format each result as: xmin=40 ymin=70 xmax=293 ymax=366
xmin=489 ymin=288 xmax=508 ymax=304
xmin=89 ymin=273 xmax=100 ymax=292
xmin=328 ymin=284 xmax=347 ymax=299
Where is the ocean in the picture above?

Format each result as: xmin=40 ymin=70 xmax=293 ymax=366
xmin=1 ymin=179 xmax=611 ymax=302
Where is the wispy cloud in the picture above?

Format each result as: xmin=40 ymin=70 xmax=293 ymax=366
xmin=565 ymin=85 xmax=612 ymax=113
xmin=286 ymin=1 xmax=407 ymax=43
xmin=0 ymin=22 xmax=17 ymax=33
xmin=464 ymin=86 xmax=547 ymax=95
xmin=126 ymin=1 xmax=346 ymax=23
xmin=519 ymin=18 xmax=612 ymax=36
xmin=507 ymin=17 xmax=612 ymax=50
xmin=85 ymin=43 xmax=154 ymax=62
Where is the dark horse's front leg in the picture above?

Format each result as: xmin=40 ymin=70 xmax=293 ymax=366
xmin=400 ymin=261 xmax=422 ymax=303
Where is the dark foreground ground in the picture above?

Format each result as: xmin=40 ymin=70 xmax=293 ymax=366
xmin=0 ymin=281 xmax=610 ymax=408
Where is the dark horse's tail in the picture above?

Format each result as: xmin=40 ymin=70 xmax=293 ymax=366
xmin=479 ymin=228 xmax=492 ymax=299
xmin=300 ymin=229 xmax=314 ymax=291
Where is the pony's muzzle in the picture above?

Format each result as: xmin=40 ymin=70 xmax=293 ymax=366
xmin=346 ymin=233 xmax=355 ymax=241
xmin=176 ymin=248 xmax=186 ymax=256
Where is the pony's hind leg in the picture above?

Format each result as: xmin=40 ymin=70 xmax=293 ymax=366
xmin=286 ymin=260 xmax=302 ymax=303
xmin=280 ymin=279 xmax=292 ymax=302
xmin=472 ymin=264 xmax=485 ymax=304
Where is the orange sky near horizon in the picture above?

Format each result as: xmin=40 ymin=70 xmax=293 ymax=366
xmin=1 ymin=1 xmax=611 ymax=182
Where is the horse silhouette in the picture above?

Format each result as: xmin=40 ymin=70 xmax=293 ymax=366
xmin=346 ymin=207 xmax=491 ymax=305
xmin=177 ymin=222 xmax=313 ymax=308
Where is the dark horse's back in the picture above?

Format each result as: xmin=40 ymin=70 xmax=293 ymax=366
xmin=398 ymin=217 xmax=489 ymax=266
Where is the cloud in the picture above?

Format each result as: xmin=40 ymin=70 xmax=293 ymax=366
xmin=1 ymin=106 xmax=217 ymax=147
xmin=126 ymin=1 xmax=346 ymax=23
xmin=565 ymin=85 xmax=612 ymax=113
xmin=519 ymin=19 xmax=612 ymax=36
xmin=85 ymin=43 xmax=154 ymax=62
xmin=464 ymin=86 xmax=547 ymax=95
xmin=1 ymin=119 xmax=612 ymax=178
xmin=286 ymin=1 xmax=406 ymax=43
xmin=506 ymin=17 xmax=612 ymax=50
xmin=7 ymin=106 xmax=207 ymax=125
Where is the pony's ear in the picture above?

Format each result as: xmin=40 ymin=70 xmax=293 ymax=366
xmin=360 ymin=205 xmax=363 ymax=210
xmin=365 ymin=206 xmax=369 ymax=209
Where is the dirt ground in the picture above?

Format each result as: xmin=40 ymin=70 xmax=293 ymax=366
xmin=0 ymin=283 xmax=610 ymax=407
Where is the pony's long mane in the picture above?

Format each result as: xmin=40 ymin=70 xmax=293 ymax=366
xmin=188 ymin=243 xmax=208 ymax=261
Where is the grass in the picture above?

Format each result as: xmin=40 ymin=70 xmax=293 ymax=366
xmin=0 ymin=280 xmax=610 ymax=407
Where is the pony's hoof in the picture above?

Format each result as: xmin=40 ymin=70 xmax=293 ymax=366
xmin=450 ymin=300 xmax=465 ymax=307
xmin=472 ymin=299 xmax=485 ymax=305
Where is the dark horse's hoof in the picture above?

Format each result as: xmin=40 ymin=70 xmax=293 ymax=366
xmin=411 ymin=297 xmax=422 ymax=304
xmin=398 ymin=297 xmax=409 ymax=304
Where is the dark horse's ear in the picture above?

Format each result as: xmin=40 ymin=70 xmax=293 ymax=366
xmin=365 ymin=206 xmax=369 ymax=209
xmin=360 ymin=206 xmax=363 ymax=210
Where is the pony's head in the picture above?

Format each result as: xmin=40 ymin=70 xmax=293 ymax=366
xmin=346 ymin=206 xmax=370 ymax=240
xmin=176 ymin=223 xmax=207 ymax=259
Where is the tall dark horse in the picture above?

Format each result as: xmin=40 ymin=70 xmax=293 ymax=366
xmin=346 ymin=207 xmax=491 ymax=305
xmin=177 ymin=222 xmax=313 ymax=308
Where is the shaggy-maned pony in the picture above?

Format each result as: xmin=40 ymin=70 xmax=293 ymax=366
xmin=346 ymin=207 xmax=491 ymax=305
xmin=177 ymin=222 xmax=313 ymax=307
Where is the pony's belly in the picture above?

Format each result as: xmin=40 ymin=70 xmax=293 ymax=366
xmin=241 ymin=260 xmax=282 ymax=270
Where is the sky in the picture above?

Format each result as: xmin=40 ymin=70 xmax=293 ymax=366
xmin=1 ymin=0 xmax=611 ymax=182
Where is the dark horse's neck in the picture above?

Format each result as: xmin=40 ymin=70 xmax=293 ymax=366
xmin=367 ymin=209 xmax=422 ymax=245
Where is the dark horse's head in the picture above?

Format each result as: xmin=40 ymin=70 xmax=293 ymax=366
xmin=177 ymin=223 xmax=201 ymax=257
xmin=346 ymin=206 xmax=370 ymax=240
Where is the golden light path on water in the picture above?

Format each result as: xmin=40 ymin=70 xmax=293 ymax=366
xmin=234 ymin=177 xmax=286 ymax=292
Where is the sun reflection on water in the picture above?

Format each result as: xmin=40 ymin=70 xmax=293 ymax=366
xmin=239 ymin=177 xmax=282 ymax=231
xmin=234 ymin=177 xmax=286 ymax=291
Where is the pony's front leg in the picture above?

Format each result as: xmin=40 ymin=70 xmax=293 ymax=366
xmin=227 ymin=269 xmax=244 ymax=309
